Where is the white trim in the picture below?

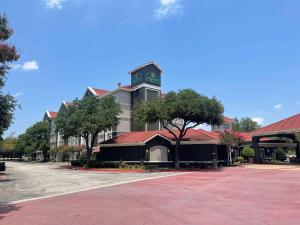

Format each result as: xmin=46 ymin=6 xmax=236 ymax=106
xmin=46 ymin=110 xmax=51 ymax=118
xmin=131 ymin=83 xmax=161 ymax=92
xmin=146 ymin=161 xmax=172 ymax=163
xmin=128 ymin=61 xmax=163 ymax=74
xmin=143 ymin=134 xmax=173 ymax=143
xmin=99 ymin=143 xmax=146 ymax=147
xmin=87 ymin=87 xmax=98 ymax=96
xmin=178 ymin=140 xmax=219 ymax=145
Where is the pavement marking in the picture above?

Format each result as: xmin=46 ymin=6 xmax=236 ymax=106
xmin=11 ymin=172 xmax=190 ymax=205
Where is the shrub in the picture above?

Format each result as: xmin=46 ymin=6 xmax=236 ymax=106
xmin=276 ymin=148 xmax=287 ymax=161
xmin=242 ymin=146 xmax=255 ymax=158
xmin=237 ymin=156 xmax=244 ymax=163
xmin=79 ymin=151 xmax=87 ymax=161
xmin=71 ymin=160 xmax=84 ymax=167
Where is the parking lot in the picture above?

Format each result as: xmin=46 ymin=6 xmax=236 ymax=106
xmin=1 ymin=162 xmax=300 ymax=225
xmin=0 ymin=161 xmax=179 ymax=203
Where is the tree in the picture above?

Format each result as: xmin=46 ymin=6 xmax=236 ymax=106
xmin=55 ymin=95 xmax=121 ymax=167
xmin=219 ymin=130 xmax=240 ymax=166
xmin=134 ymin=89 xmax=224 ymax=168
xmin=0 ymin=15 xmax=20 ymax=138
xmin=242 ymin=146 xmax=255 ymax=158
xmin=15 ymin=122 xmax=50 ymax=161
xmin=233 ymin=117 xmax=260 ymax=132
xmin=0 ymin=135 xmax=17 ymax=159
xmin=14 ymin=133 xmax=29 ymax=160
xmin=276 ymin=148 xmax=287 ymax=161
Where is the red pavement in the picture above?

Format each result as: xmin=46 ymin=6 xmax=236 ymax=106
xmin=1 ymin=167 xmax=300 ymax=225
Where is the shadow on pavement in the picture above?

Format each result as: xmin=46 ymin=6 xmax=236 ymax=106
xmin=0 ymin=202 xmax=21 ymax=220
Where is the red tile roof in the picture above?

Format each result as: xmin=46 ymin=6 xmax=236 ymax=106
xmin=235 ymin=132 xmax=252 ymax=142
xmin=120 ymin=85 xmax=133 ymax=91
xmin=48 ymin=111 xmax=58 ymax=119
xmin=90 ymin=87 xmax=110 ymax=96
xmin=103 ymin=129 xmax=219 ymax=145
xmin=252 ymin=113 xmax=300 ymax=135
xmin=224 ymin=116 xmax=234 ymax=123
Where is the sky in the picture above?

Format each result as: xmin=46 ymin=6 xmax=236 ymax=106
xmin=2 ymin=0 xmax=300 ymax=137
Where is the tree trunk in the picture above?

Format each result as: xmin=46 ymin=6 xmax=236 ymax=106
xmin=227 ymin=147 xmax=232 ymax=166
xmin=42 ymin=150 xmax=47 ymax=162
xmin=174 ymin=140 xmax=180 ymax=169
xmin=85 ymin=147 xmax=92 ymax=168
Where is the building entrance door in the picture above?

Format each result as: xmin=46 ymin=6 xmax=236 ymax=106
xmin=149 ymin=146 xmax=168 ymax=161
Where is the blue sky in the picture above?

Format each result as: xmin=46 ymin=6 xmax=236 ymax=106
xmin=2 ymin=0 xmax=300 ymax=137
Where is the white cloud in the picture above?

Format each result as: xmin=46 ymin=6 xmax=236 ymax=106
xmin=22 ymin=60 xmax=39 ymax=70
xmin=14 ymin=60 xmax=39 ymax=71
xmin=274 ymin=104 xmax=283 ymax=110
xmin=252 ymin=117 xmax=264 ymax=125
xmin=44 ymin=0 xmax=66 ymax=10
xmin=13 ymin=92 xmax=24 ymax=98
xmin=154 ymin=0 xmax=182 ymax=20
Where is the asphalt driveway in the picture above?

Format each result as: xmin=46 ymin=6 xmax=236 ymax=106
xmin=0 ymin=161 xmax=178 ymax=203
xmin=1 ymin=163 xmax=300 ymax=225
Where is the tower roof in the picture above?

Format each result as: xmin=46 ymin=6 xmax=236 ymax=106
xmin=128 ymin=61 xmax=163 ymax=74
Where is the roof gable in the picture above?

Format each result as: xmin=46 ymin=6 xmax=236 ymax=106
xmin=128 ymin=61 xmax=163 ymax=74
xmin=102 ymin=129 xmax=219 ymax=145
xmin=88 ymin=87 xmax=110 ymax=97
xmin=252 ymin=113 xmax=300 ymax=135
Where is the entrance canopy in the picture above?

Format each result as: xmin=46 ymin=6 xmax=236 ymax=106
xmin=252 ymin=113 xmax=300 ymax=136
xmin=252 ymin=113 xmax=300 ymax=163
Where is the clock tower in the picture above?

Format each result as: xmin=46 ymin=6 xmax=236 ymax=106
xmin=129 ymin=62 xmax=162 ymax=131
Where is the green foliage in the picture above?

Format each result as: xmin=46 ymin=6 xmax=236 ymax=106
xmin=12 ymin=122 xmax=50 ymax=160
xmin=0 ymin=14 xmax=20 ymax=138
xmin=237 ymin=156 xmax=244 ymax=162
xmin=55 ymin=95 xmax=121 ymax=167
xmin=219 ymin=130 xmax=239 ymax=152
xmin=233 ymin=117 xmax=261 ymax=132
xmin=135 ymin=89 xmax=224 ymax=127
xmin=0 ymin=94 xmax=17 ymax=138
xmin=0 ymin=135 xmax=17 ymax=158
xmin=70 ymin=159 xmax=83 ymax=167
xmin=219 ymin=130 xmax=240 ymax=166
xmin=134 ymin=89 xmax=224 ymax=168
xmin=286 ymin=148 xmax=295 ymax=156
xmin=70 ymin=160 xmax=144 ymax=169
xmin=242 ymin=146 xmax=255 ymax=158
xmin=276 ymin=148 xmax=287 ymax=161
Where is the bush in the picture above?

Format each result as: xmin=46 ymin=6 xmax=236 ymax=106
xmin=79 ymin=151 xmax=87 ymax=161
xmin=237 ymin=156 xmax=244 ymax=163
xmin=70 ymin=160 xmax=144 ymax=169
xmin=242 ymin=146 xmax=255 ymax=158
xmin=71 ymin=160 xmax=84 ymax=167
xmin=276 ymin=148 xmax=287 ymax=161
